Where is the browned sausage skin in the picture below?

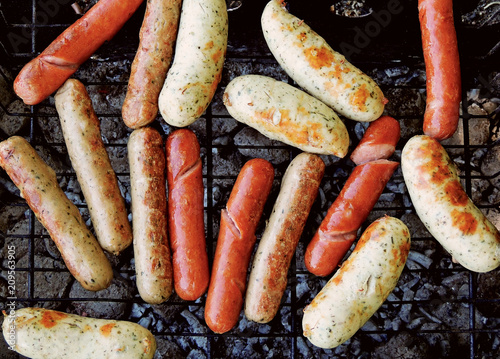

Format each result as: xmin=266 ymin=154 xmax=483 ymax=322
xmin=166 ymin=129 xmax=209 ymax=301
xmin=245 ymin=153 xmax=324 ymax=323
xmin=122 ymin=0 xmax=182 ymax=129
xmin=205 ymin=158 xmax=274 ymax=333
xmin=129 ymin=127 xmax=173 ymax=304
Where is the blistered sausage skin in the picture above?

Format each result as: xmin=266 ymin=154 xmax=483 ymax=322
xmin=223 ymin=75 xmax=349 ymax=157
xmin=419 ymin=0 xmax=461 ymax=140
xmin=166 ymin=129 xmax=209 ymax=301
xmin=159 ymin=0 xmax=228 ymax=127
xmin=245 ymin=153 xmax=324 ymax=323
xmin=402 ymin=135 xmax=500 ymax=272
xmin=305 ymin=160 xmax=399 ymax=277
xmin=128 ymin=128 xmax=173 ymax=304
xmin=55 ymin=79 xmax=132 ymax=255
xmin=303 ymin=216 xmax=411 ymax=349
xmin=3 ymin=308 xmax=156 ymax=359
xmin=350 ymin=116 xmax=400 ymax=165
xmin=0 ymin=137 xmax=113 ymax=291
xmin=205 ymin=159 xmax=274 ymax=333
xmin=13 ymin=0 xmax=145 ymax=105
xmin=261 ymin=0 xmax=386 ymax=122
xmin=122 ymin=0 xmax=182 ymax=129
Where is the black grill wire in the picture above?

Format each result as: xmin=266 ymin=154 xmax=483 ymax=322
xmin=0 ymin=0 xmax=499 ymax=358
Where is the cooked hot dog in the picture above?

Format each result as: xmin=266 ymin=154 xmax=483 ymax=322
xmin=166 ymin=129 xmax=209 ymax=301
xmin=261 ymin=0 xmax=386 ymax=122
xmin=3 ymin=307 xmax=156 ymax=358
xmin=303 ymin=216 xmax=411 ymax=349
xmin=401 ymin=135 xmax=500 ymax=272
xmin=0 ymin=137 xmax=113 ymax=291
xmin=14 ymin=0 xmax=145 ymax=105
xmin=305 ymin=159 xmax=399 ymax=277
xmin=158 ymin=0 xmax=228 ymax=127
xmin=55 ymin=79 xmax=132 ymax=255
xmin=350 ymin=116 xmax=400 ymax=165
xmin=418 ymin=0 xmax=461 ymax=140
xmin=122 ymin=0 xmax=182 ymax=129
xmin=223 ymin=75 xmax=349 ymax=157
xmin=245 ymin=153 xmax=324 ymax=323
xmin=128 ymin=127 xmax=173 ymax=304
xmin=205 ymin=158 xmax=274 ymax=333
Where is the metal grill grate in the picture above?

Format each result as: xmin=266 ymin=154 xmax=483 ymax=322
xmin=1 ymin=0 xmax=499 ymax=358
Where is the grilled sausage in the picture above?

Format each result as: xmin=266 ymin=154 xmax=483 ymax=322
xmin=305 ymin=159 xmax=399 ymax=277
xmin=350 ymin=116 xmax=400 ymax=165
xmin=401 ymin=135 xmax=500 ymax=272
xmin=223 ymin=75 xmax=350 ymax=157
xmin=13 ymin=0 xmax=145 ymax=105
xmin=205 ymin=158 xmax=274 ymax=333
xmin=55 ymin=79 xmax=132 ymax=255
xmin=261 ymin=0 xmax=386 ymax=122
xmin=3 ymin=307 xmax=156 ymax=358
xmin=158 ymin=0 xmax=228 ymax=127
xmin=0 ymin=136 xmax=113 ymax=291
xmin=418 ymin=0 xmax=461 ymax=140
xmin=166 ymin=129 xmax=209 ymax=301
xmin=122 ymin=0 xmax=182 ymax=129
xmin=128 ymin=127 xmax=173 ymax=304
xmin=245 ymin=153 xmax=324 ymax=323
xmin=303 ymin=216 xmax=411 ymax=349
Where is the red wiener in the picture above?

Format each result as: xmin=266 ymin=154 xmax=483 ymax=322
xmin=350 ymin=116 xmax=400 ymax=166
xmin=205 ymin=158 xmax=274 ymax=333
xmin=305 ymin=160 xmax=399 ymax=277
xmin=14 ymin=0 xmax=144 ymax=105
xmin=166 ymin=129 xmax=209 ymax=301
xmin=418 ymin=0 xmax=461 ymax=141
xmin=122 ymin=0 xmax=182 ymax=129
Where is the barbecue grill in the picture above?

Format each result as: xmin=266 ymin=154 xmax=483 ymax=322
xmin=0 ymin=0 xmax=499 ymax=358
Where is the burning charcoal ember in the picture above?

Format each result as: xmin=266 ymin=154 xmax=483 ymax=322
xmin=69 ymin=276 xmax=134 ymax=319
xmin=0 ymin=100 xmax=30 ymax=136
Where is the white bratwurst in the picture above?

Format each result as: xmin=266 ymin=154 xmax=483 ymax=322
xmin=402 ymin=135 xmax=500 ymax=273
xmin=159 ymin=0 xmax=228 ymax=127
xmin=223 ymin=75 xmax=349 ymax=157
xmin=302 ymin=216 xmax=410 ymax=349
xmin=261 ymin=0 xmax=386 ymax=122
xmin=2 ymin=307 xmax=156 ymax=359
